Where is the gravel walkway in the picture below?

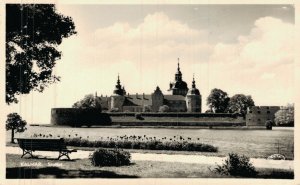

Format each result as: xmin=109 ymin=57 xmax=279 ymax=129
xmin=6 ymin=146 xmax=293 ymax=170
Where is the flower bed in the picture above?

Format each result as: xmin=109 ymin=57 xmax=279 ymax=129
xmin=64 ymin=137 xmax=218 ymax=152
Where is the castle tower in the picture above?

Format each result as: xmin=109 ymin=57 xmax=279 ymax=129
xmin=111 ymin=74 xmax=125 ymax=111
xmin=186 ymin=75 xmax=202 ymax=112
xmin=151 ymin=86 xmax=164 ymax=112
xmin=168 ymin=58 xmax=188 ymax=96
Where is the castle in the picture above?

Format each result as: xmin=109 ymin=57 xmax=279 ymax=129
xmin=97 ymin=59 xmax=202 ymax=112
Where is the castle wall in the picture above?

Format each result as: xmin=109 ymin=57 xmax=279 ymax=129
xmin=151 ymin=93 xmax=164 ymax=112
xmin=111 ymin=95 xmax=125 ymax=111
xmin=186 ymin=95 xmax=202 ymax=112
xmin=51 ymin=108 xmax=112 ymax=126
xmin=123 ymin=106 xmax=143 ymax=112
xmin=166 ymin=100 xmax=187 ymax=112
xmin=99 ymin=97 xmax=110 ymax=110
xmin=246 ymin=106 xmax=280 ymax=126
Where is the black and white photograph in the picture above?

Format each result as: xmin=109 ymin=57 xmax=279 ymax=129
xmin=1 ymin=0 xmax=298 ymax=183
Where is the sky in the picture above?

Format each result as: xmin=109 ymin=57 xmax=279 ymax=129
xmin=6 ymin=4 xmax=295 ymax=124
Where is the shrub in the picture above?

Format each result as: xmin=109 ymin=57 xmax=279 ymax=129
xmin=110 ymin=108 xmax=119 ymax=112
xmin=159 ymin=105 xmax=170 ymax=112
xmin=90 ymin=148 xmax=131 ymax=166
xmin=143 ymin=105 xmax=152 ymax=112
xmin=265 ymin=120 xmax=273 ymax=130
xmin=214 ymin=153 xmax=257 ymax=177
xmin=135 ymin=113 xmax=144 ymax=120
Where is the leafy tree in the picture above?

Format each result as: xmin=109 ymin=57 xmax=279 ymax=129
xmin=227 ymin=94 xmax=255 ymax=118
xmin=159 ymin=105 xmax=170 ymax=112
xmin=206 ymin=88 xmax=230 ymax=113
xmin=143 ymin=105 xmax=152 ymax=112
xmin=274 ymin=104 xmax=294 ymax=126
xmin=6 ymin=113 xmax=27 ymax=143
xmin=73 ymin=94 xmax=102 ymax=110
xmin=6 ymin=4 xmax=76 ymax=104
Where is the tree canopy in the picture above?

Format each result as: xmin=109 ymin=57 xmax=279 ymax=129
xmin=73 ymin=94 xmax=102 ymax=110
xmin=227 ymin=94 xmax=255 ymax=117
xmin=6 ymin=113 xmax=27 ymax=143
xmin=6 ymin=4 xmax=76 ymax=104
xmin=159 ymin=105 xmax=170 ymax=112
xmin=274 ymin=104 xmax=294 ymax=126
xmin=206 ymin=88 xmax=230 ymax=113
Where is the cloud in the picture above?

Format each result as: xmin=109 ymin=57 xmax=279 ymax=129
xmin=208 ymin=16 xmax=294 ymax=105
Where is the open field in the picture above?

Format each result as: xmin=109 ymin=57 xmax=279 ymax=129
xmin=7 ymin=126 xmax=294 ymax=159
xmin=6 ymin=154 xmax=294 ymax=179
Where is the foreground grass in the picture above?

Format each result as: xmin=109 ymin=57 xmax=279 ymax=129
xmin=6 ymin=154 xmax=293 ymax=179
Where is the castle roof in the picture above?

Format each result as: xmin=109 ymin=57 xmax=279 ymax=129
xmin=187 ymin=75 xmax=200 ymax=95
xmin=120 ymin=93 xmax=186 ymax=107
xmin=123 ymin=94 xmax=153 ymax=106
xmin=164 ymin=95 xmax=186 ymax=101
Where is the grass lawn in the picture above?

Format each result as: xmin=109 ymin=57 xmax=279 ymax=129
xmin=6 ymin=154 xmax=293 ymax=179
xmin=7 ymin=127 xmax=294 ymax=159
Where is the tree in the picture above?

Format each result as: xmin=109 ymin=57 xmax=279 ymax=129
xmin=6 ymin=4 xmax=76 ymax=104
xmin=143 ymin=105 xmax=152 ymax=112
xmin=6 ymin=113 xmax=27 ymax=143
xmin=227 ymin=94 xmax=255 ymax=118
xmin=274 ymin=104 xmax=294 ymax=126
xmin=73 ymin=94 xmax=102 ymax=110
xmin=206 ymin=88 xmax=230 ymax=113
xmin=159 ymin=105 xmax=170 ymax=112
xmin=265 ymin=120 xmax=273 ymax=130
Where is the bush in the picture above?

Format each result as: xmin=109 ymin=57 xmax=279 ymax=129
xmin=143 ymin=105 xmax=152 ymax=112
xmin=135 ymin=113 xmax=144 ymax=120
xmin=110 ymin=108 xmax=119 ymax=112
xmin=214 ymin=153 xmax=257 ymax=177
xmin=90 ymin=148 xmax=131 ymax=167
xmin=265 ymin=120 xmax=273 ymax=130
xmin=159 ymin=105 xmax=170 ymax=112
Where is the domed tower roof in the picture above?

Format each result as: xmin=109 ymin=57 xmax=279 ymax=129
xmin=187 ymin=75 xmax=200 ymax=96
xmin=113 ymin=74 xmax=126 ymax=96
xmin=168 ymin=58 xmax=188 ymax=96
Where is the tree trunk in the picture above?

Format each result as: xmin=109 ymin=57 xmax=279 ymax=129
xmin=11 ymin=129 xmax=15 ymax=143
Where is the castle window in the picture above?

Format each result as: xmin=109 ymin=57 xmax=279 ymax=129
xmin=267 ymin=111 xmax=270 ymax=114
xmin=257 ymin=111 xmax=261 ymax=114
xmin=258 ymin=119 xmax=261 ymax=121
xmin=266 ymin=107 xmax=270 ymax=109
xmin=249 ymin=111 xmax=252 ymax=113
xmin=248 ymin=118 xmax=251 ymax=121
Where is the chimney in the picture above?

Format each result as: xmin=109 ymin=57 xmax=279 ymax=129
xmin=136 ymin=93 xmax=138 ymax=98
xmin=143 ymin=93 xmax=145 ymax=99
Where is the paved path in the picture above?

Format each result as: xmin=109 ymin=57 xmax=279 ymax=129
xmin=6 ymin=146 xmax=293 ymax=170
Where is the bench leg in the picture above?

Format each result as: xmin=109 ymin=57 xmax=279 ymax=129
xmin=58 ymin=151 xmax=71 ymax=160
xmin=21 ymin=149 xmax=33 ymax=158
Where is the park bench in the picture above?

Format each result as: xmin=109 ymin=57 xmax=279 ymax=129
xmin=17 ymin=138 xmax=77 ymax=160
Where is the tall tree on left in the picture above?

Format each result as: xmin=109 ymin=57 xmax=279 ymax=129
xmin=6 ymin=4 xmax=76 ymax=104
xmin=6 ymin=113 xmax=27 ymax=143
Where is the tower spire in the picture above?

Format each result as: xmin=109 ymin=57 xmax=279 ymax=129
xmin=192 ymin=74 xmax=196 ymax=88
xmin=177 ymin=58 xmax=180 ymax=71
xmin=117 ymin=73 xmax=120 ymax=85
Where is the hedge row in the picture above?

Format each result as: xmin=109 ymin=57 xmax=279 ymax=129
xmin=64 ymin=138 xmax=218 ymax=152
